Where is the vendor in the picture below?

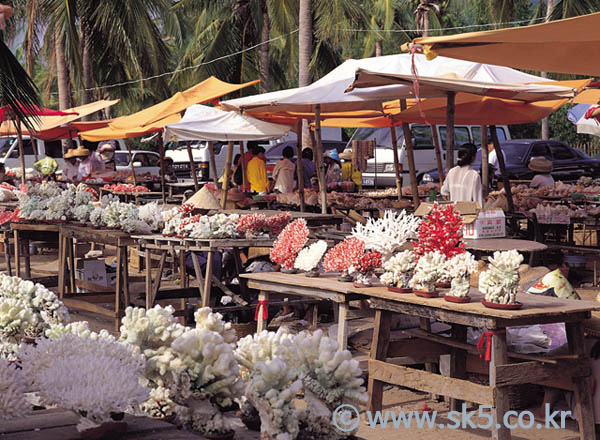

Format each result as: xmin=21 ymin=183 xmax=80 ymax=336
xmin=97 ymin=141 xmax=116 ymax=171
xmin=247 ymin=146 xmax=269 ymax=194
xmin=441 ymin=143 xmax=483 ymax=206
xmin=296 ymin=147 xmax=316 ymax=189
xmin=324 ymin=149 xmax=341 ymax=188
xmin=272 ymin=146 xmax=295 ymax=193
xmin=62 ymin=148 xmax=83 ymax=182
xmin=163 ymin=157 xmax=178 ymax=183
xmin=340 ymin=150 xmax=362 ymax=191
xmin=72 ymin=147 xmax=93 ymax=180
xmin=33 ymin=156 xmax=58 ymax=181
xmin=528 ymin=156 xmax=555 ymax=189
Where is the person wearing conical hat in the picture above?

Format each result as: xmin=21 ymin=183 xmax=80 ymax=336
xmin=324 ymin=149 xmax=341 ymax=188
xmin=528 ymin=156 xmax=554 ymax=189
xmin=62 ymin=147 xmax=88 ymax=182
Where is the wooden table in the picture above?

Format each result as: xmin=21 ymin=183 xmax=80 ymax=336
xmin=0 ymin=410 xmax=200 ymax=439
xmin=464 ymin=238 xmax=548 ymax=265
xmin=135 ymin=235 xmax=274 ymax=310
xmin=355 ymin=286 xmax=600 ymax=440
xmin=240 ymin=272 xmax=362 ymax=350
xmin=0 ymin=226 xmax=13 ymax=276
xmin=12 ymin=222 xmax=60 ymax=279
xmin=59 ymin=225 xmax=136 ymax=331
xmin=223 ymin=209 xmax=343 ymax=227
xmin=99 ymin=188 xmax=164 ymax=203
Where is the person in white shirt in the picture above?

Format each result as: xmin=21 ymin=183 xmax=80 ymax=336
xmin=441 ymin=143 xmax=483 ymax=207
xmin=62 ymin=149 xmax=81 ymax=182
xmin=272 ymin=146 xmax=296 ymax=193
xmin=487 ymin=140 xmax=498 ymax=174
xmin=528 ymin=157 xmax=555 ymax=189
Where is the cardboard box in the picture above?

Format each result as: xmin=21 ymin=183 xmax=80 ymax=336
xmin=414 ymin=202 xmax=505 ymax=239
xmin=75 ymin=258 xmax=108 ymax=291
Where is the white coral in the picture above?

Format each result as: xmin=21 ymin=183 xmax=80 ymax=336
xmin=0 ymin=358 xmax=30 ymax=420
xmin=380 ymin=250 xmax=416 ymax=287
xmin=194 ymin=307 xmax=237 ymax=345
xmin=445 ymin=252 xmax=478 ymax=298
xmin=294 ymin=240 xmax=328 ymax=272
xmin=235 ymin=329 xmax=293 ymax=380
xmin=409 ymin=251 xmax=446 ymax=291
xmin=479 ymin=250 xmax=524 ymax=304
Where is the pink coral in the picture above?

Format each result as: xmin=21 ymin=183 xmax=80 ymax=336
xmin=270 ymin=219 xmax=309 ymax=269
xmin=323 ymin=238 xmax=365 ymax=272
xmin=265 ymin=212 xmax=292 ymax=235
xmin=356 ymin=251 xmax=382 ymax=275
xmin=237 ymin=213 xmax=266 ymax=236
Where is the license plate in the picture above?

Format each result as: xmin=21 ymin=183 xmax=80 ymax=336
xmin=363 ymin=177 xmax=374 ymax=186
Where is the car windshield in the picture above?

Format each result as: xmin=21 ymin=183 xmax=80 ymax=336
xmin=114 ymin=152 xmax=129 ymax=166
xmin=499 ymin=143 xmax=530 ymax=164
xmin=0 ymin=138 xmax=13 ymax=157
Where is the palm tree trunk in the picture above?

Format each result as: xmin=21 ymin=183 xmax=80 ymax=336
xmin=299 ymin=0 xmax=313 ymax=147
xmin=81 ymin=17 xmax=94 ymax=119
xmin=55 ymin=33 xmax=72 ymax=111
xmin=259 ymin=1 xmax=270 ymax=93
xmin=541 ymin=0 xmax=556 ymax=140
xmin=375 ymin=40 xmax=383 ymax=56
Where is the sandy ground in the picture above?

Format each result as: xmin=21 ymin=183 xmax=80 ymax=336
xmin=12 ymin=250 xmax=597 ymax=439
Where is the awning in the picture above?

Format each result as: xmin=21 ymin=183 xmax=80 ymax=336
xmin=81 ymin=77 xmax=259 ymax=141
xmin=164 ymin=105 xmax=291 ymax=141
xmin=405 ymin=12 xmax=600 ymax=76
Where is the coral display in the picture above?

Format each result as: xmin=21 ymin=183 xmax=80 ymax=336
xmin=351 ymin=251 xmax=382 ymax=285
xmin=380 ymin=250 xmax=416 ymax=289
xmin=237 ymin=213 xmax=267 ymax=237
xmin=265 ymin=212 xmax=292 ymax=235
xmin=414 ymin=204 xmax=465 ymax=260
xmin=322 ymin=237 xmax=365 ymax=273
xmin=293 ymin=240 xmax=328 ymax=272
xmin=444 ymin=252 xmax=478 ymax=298
xmin=270 ymin=219 xmax=310 ymax=269
xmin=0 ymin=357 xmax=29 ymax=420
xmin=409 ymin=251 xmax=446 ymax=292
xmin=479 ymin=250 xmax=524 ymax=304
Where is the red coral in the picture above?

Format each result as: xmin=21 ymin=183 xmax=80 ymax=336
xmin=270 ymin=219 xmax=309 ymax=269
xmin=177 ymin=214 xmax=203 ymax=237
xmin=237 ymin=213 xmax=266 ymax=236
xmin=356 ymin=251 xmax=382 ymax=275
xmin=323 ymin=238 xmax=365 ymax=272
xmin=178 ymin=203 xmax=195 ymax=216
xmin=84 ymin=187 xmax=98 ymax=200
xmin=265 ymin=211 xmax=292 ymax=235
xmin=414 ymin=204 xmax=465 ymax=260
xmin=104 ymin=183 xmax=150 ymax=193
xmin=0 ymin=182 xmax=15 ymax=191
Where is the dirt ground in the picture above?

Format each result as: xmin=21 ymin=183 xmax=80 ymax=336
xmin=14 ymin=249 xmax=598 ymax=439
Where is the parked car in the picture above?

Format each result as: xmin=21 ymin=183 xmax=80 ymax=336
xmin=421 ymin=139 xmax=600 ymax=183
xmin=264 ymin=140 xmax=347 ymax=176
xmin=114 ymin=150 xmax=161 ymax=177
xmin=351 ymin=124 xmax=511 ymax=187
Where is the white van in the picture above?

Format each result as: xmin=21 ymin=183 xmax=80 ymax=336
xmin=0 ymin=136 xmax=126 ymax=171
xmin=353 ymin=124 xmax=511 ymax=187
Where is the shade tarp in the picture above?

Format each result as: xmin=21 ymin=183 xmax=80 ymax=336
xmin=80 ymin=77 xmax=259 ymax=141
xmin=321 ymin=79 xmax=590 ymax=127
xmin=164 ymin=105 xmax=291 ymax=141
xmin=568 ymin=104 xmax=600 ymax=137
xmin=407 ymin=12 xmax=600 ymax=77
xmin=222 ymin=53 xmax=574 ymax=117
xmin=0 ymin=100 xmax=118 ymax=140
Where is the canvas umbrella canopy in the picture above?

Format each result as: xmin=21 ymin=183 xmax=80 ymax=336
xmin=404 ymin=12 xmax=600 ymax=77
xmin=165 ymin=105 xmax=291 ymax=207
xmin=568 ymin=104 xmax=600 ymax=137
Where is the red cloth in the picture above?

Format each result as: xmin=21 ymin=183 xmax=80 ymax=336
xmin=0 ymin=103 xmax=77 ymax=121
xmin=584 ymin=106 xmax=600 ymax=120
xmin=254 ymin=299 xmax=268 ymax=321
xmin=477 ymin=329 xmax=506 ymax=362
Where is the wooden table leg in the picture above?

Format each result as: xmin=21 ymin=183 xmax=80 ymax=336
xmin=337 ymin=301 xmax=349 ymax=351
xmin=115 ymin=244 xmax=123 ymax=332
xmin=367 ymin=309 xmax=392 ymax=414
xmin=191 ymin=251 xmax=204 ymax=302
xmin=13 ymin=230 xmax=20 ymax=278
xmin=256 ymin=291 xmax=269 ymax=332
xmin=151 ymin=251 xmax=167 ymax=308
xmin=202 ymin=250 xmax=214 ymax=307
xmin=490 ymin=329 xmax=510 ymax=440
xmin=23 ymin=238 xmax=30 ymax=279
xmin=310 ymin=303 xmax=319 ymax=329
xmin=67 ymin=238 xmax=76 ymax=294
xmin=450 ymin=324 xmax=468 ymax=411
xmin=58 ymin=235 xmax=66 ymax=298
xmin=145 ymin=248 xmax=152 ymax=309
xmin=4 ymin=233 xmax=12 ymax=276
xmin=232 ymin=247 xmax=247 ymax=297
xmin=179 ymin=250 xmax=188 ymax=288
xmin=121 ymin=246 xmax=130 ymax=307
xmin=420 ymin=317 xmax=440 ymax=400
xmin=566 ymin=322 xmax=596 ymax=439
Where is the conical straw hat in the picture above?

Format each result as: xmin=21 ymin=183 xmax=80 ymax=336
xmin=187 ymin=186 xmax=221 ymax=210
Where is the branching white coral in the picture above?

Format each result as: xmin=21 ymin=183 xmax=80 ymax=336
xmin=380 ymin=250 xmax=416 ymax=288
xmin=479 ymin=250 xmax=524 ymax=304
xmin=19 ymin=334 xmax=148 ymax=429
xmin=194 ymin=307 xmax=237 ymax=345
xmin=45 ymin=321 xmax=115 ymax=342
xmin=444 ymin=252 xmax=478 ymax=298
xmin=409 ymin=251 xmax=446 ymax=291
xmin=0 ymin=358 xmax=29 ymax=420
xmin=294 ymin=240 xmax=328 ymax=272
xmin=138 ymin=203 xmax=167 ymax=231
xmin=235 ymin=329 xmax=293 ymax=381
xmin=351 ymin=210 xmax=420 ymax=261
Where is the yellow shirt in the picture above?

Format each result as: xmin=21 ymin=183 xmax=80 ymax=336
xmin=247 ymin=156 xmax=269 ymax=193
xmin=342 ymin=162 xmax=362 ymax=186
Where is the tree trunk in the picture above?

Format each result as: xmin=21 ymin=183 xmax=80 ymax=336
xmin=541 ymin=0 xmax=556 ymax=140
xmin=299 ymin=0 xmax=313 ymax=147
xmin=81 ymin=17 xmax=94 ymax=119
xmin=375 ymin=40 xmax=383 ymax=57
xmin=259 ymin=1 xmax=270 ymax=93
xmin=55 ymin=33 xmax=72 ymax=111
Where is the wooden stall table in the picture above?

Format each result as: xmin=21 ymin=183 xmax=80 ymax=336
xmin=135 ymin=234 xmax=274 ymax=310
xmin=0 ymin=225 xmax=13 ymax=276
xmin=223 ymin=209 xmax=343 ymax=228
xmin=0 ymin=409 xmax=201 ymax=439
xmin=12 ymin=222 xmax=60 ymax=279
xmin=167 ymin=181 xmax=197 ymax=197
xmin=240 ymin=272 xmax=362 ymax=350
xmin=58 ymin=225 xmax=136 ymax=331
xmin=464 ymin=238 xmax=547 ymax=265
xmin=355 ymin=286 xmax=600 ymax=439
xmin=99 ymin=188 xmax=164 ymax=204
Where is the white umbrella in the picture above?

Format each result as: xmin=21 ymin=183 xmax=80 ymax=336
xmin=568 ymin=104 xmax=600 ymax=136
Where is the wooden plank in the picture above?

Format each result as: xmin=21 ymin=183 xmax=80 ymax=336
xmin=337 ymin=302 xmax=349 ymax=351
xmin=74 ymin=279 xmax=113 ymax=293
xmin=61 ymin=298 xmax=116 ymax=318
xmin=489 ymin=329 xmax=510 ymax=440
xmin=367 ymin=310 xmax=392 ymax=414
xmin=450 ymin=324 xmax=468 ymax=411
xmin=386 ymin=338 xmax=451 ymax=359
xmin=495 ymin=360 xmax=590 ymax=386
xmin=369 ymin=359 xmax=494 ymax=406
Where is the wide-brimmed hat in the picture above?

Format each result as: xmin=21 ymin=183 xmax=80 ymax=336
xmin=98 ymin=143 xmax=115 ymax=153
xmin=186 ymin=186 xmax=221 ymax=210
xmin=64 ymin=147 xmax=90 ymax=159
xmin=528 ymin=157 xmax=553 ymax=173
xmin=339 ymin=150 xmax=352 ymax=161
xmin=324 ymin=149 xmax=340 ymax=163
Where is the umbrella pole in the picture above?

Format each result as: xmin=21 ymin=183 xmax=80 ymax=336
xmin=446 ymin=91 xmax=455 ymax=169
xmin=295 ymin=121 xmax=305 ymax=212
xmin=186 ymin=141 xmax=199 ymax=192
xmin=15 ymin=117 xmax=26 ymax=185
xmin=208 ymin=141 xmax=219 ymax=187
xmin=240 ymin=141 xmax=248 ymax=192
xmin=480 ymin=125 xmax=489 ymax=197
xmin=388 ymin=119 xmax=402 ymax=201
xmin=490 ymin=125 xmax=514 ymax=214
xmin=314 ymin=105 xmax=327 ymax=214
xmin=221 ymin=141 xmax=234 ymax=209
xmin=400 ymin=100 xmax=420 ymax=209
xmin=126 ymin=140 xmax=138 ymax=187
xmin=158 ymin=132 xmax=166 ymax=203
xmin=431 ymin=124 xmax=445 ymax=185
